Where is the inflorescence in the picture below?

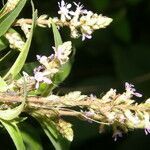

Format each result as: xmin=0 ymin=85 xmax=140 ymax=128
xmin=13 ymin=0 xmax=112 ymax=41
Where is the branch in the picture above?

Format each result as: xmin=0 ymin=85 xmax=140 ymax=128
xmin=1 ymin=90 xmax=150 ymax=132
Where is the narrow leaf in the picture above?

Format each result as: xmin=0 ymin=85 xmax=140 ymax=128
xmin=52 ymin=22 xmax=62 ymax=48
xmin=0 ymin=76 xmax=7 ymax=92
xmin=0 ymin=36 xmax=8 ymax=51
xmin=0 ymin=4 xmax=7 ymax=18
xmin=0 ymin=0 xmax=27 ymax=37
xmin=20 ymin=123 xmax=43 ymax=150
xmin=4 ymin=9 xmax=37 ymax=80
xmin=0 ymin=120 xmax=25 ymax=150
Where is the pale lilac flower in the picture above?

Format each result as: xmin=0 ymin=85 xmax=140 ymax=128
xmin=125 ymin=82 xmax=142 ymax=98
xmin=144 ymin=112 xmax=150 ymax=135
xmin=112 ymin=130 xmax=123 ymax=141
xmin=58 ymin=0 xmax=72 ymax=22
xmin=145 ymin=128 xmax=150 ymax=135
xmin=82 ymin=33 xmax=92 ymax=41
xmin=34 ymin=66 xmax=52 ymax=89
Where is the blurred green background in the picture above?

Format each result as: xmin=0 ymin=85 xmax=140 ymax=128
xmin=2 ymin=0 xmax=150 ymax=149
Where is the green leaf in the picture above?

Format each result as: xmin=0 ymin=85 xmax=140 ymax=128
xmin=20 ymin=123 xmax=43 ymax=150
xmin=0 ymin=120 xmax=25 ymax=150
xmin=52 ymin=21 xmax=63 ymax=48
xmin=3 ymin=8 xmax=37 ymax=80
xmin=0 ymin=0 xmax=27 ymax=37
xmin=53 ymin=61 xmax=72 ymax=85
xmin=0 ymin=76 xmax=7 ymax=92
xmin=0 ymin=36 xmax=8 ymax=51
xmin=37 ymin=118 xmax=71 ymax=150
xmin=0 ymin=77 xmax=27 ymax=120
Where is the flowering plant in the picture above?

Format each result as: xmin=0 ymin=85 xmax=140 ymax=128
xmin=0 ymin=0 xmax=149 ymax=150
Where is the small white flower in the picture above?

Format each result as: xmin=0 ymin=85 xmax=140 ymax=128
xmin=34 ymin=66 xmax=52 ymax=89
xmin=58 ymin=0 xmax=72 ymax=22
xmin=82 ymin=33 xmax=92 ymax=41
xmin=69 ymin=2 xmax=86 ymax=23
xmin=102 ymin=88 xmax=116 ymax=102
xmin=36 ymin=55 xmax=49 ymax=68
xmin=53 ymin=41 xmax=72 ymax=64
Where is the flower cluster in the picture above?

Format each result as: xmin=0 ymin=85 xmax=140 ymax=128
xmin=15 ymin=0 xmax=112 ymax=41
xmin=54 ymin=0 xmax=112 ymax=40
xmin=96 ymin=83 xmax=150 ymax=140
xmin=55 ymin=82 xmax=150 ymax=141
xmin=5 ymin=32 xmax=25 ymax=50
xmin=34 ymin=41 xmax=72 ymax=89
xmin=25 ymin=82 xmax=148 ymax=141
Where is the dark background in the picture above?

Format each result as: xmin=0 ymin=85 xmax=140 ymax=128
xmin=2 ymin=0 xmax=150 ymax=149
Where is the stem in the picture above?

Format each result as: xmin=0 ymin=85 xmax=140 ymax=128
xmin=14 ymin=18 xmax=70 ymax=27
